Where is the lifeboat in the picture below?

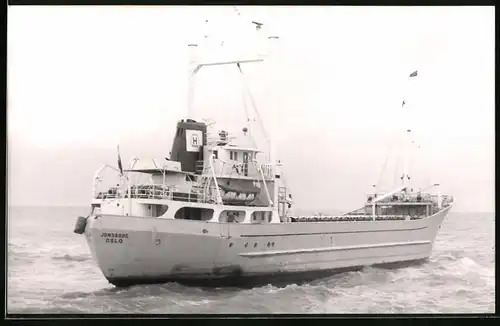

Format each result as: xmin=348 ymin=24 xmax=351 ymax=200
xmin=218 ymin=180 xmax=260 ymax=205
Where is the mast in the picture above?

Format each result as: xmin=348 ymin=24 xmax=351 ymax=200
xmin=401 ymin=70 xmax=418 ymax=188
xmin=187 ymin=43 xmax=200 ymax=120
xmin=266 ymin=35 xmax=280 ymax=208
xmin=185 ymin=27 xmax=266 ymax=121
xmin=402 ymin=128 xmax=411 ymax=187
xmin=185 ymin=11 xmax=279 ymax=209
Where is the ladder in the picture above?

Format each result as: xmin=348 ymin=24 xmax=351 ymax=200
xmin=278 ymin=186 xmax=287 ymax=218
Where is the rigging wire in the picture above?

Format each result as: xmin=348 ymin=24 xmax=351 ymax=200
xmin=374 ymin=129 xmax=396 ymax=194
xmin=393 ymin=144 xmax=401 ymax=189
xmin=236 ymin=62 xmax=270 ymax=146
xmin=409 ymin=132 xmax=431 ymax=191
xmin=201 ymin=7 xmax=269 ymax=147
xmin=236 ymin=63 xmax=258 ymax=149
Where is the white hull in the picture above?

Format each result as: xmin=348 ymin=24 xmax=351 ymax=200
xmin=83 ymin=205 xmax=452 ymax=287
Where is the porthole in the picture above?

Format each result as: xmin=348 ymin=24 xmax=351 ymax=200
xmin=254 ymin=243 xmax=258 ymax=248
xmin=267 ymin=242 xmax=271 ymax=248
xmin=229 ymin=243 xmax=233 ymax=248
xmin=272 ymin=242 xmax=275 ymax=247
xmin=244 ymin=243 xmax=248 ymax=248
xmin=116 ymin=203 xmax=119 ymax=207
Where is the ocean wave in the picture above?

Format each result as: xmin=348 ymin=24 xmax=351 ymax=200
xmin=176 ymin=299 xmax=215 ymax=307
xmin=60 ymin=291 xmax=93 ymax=299
xmin=60 ymin=287 xmax=119 ymax=299
xmin=433 ymin=250 xmax=467 ymax=262
xmin=51 ymin=254 xmax=91 ymax=262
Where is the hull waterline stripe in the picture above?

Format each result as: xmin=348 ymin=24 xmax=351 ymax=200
xmin=239 ymin=226 xmax=428 ymax=238
xmin=239 ymin=240 xmax=432 ymax=257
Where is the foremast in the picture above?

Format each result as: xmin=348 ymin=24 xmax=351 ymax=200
xmin=401 ymin=70 xmax=419 ymax=187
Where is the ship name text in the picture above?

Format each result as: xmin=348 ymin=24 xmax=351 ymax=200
xmin=100 ymin=232 xmax=129 ymax=244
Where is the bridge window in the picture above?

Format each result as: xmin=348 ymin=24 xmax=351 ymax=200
xmin=174 ymin=207 xmax=214 ymax=221
xmin=251 ymin=211 xmax=272 ymax=224
xmin=219 ymin=210 xmax=245 ymax=223
xmin=153 ymin=205 xmax=169 ymax=217
xmin=230 ymin=151 xmax=238 ymax=161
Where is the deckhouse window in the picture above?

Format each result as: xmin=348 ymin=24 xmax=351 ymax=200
xmin=213 ymin=150 xmax=218 ymax=159
xmin=251 ymin=211 xmax=270 ymax=224
xmin=219 ymin=210 xmax=245 ymax=223
xmin=230 ymin=151 xmax=238 ymax=161
xmin=174 ymin=207 xmax=214 ymax=221
xmin=153 ymin=205 xmax=169 ymax=217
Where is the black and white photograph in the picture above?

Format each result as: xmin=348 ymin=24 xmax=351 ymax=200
xmin=6 ymin=5 xmax=495 ymax=315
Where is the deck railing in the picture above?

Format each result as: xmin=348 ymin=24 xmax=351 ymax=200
xmin=94 ymin=183 xmax=220 ymax=204
xmin=195 ymin=160 xmax=274 ymax=179
xmin=290 ymin=215 xmax=425 ymax=222
xmin=366 ymin=193 xmax=454 ymax=205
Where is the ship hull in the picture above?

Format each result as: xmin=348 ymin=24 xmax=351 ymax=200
xmin=84 ymin=206 xmax=451 ymax=288
xmin=104 ymin=260 xmax=430 ymax=288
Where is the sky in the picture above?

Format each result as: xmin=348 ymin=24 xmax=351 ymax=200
xmin=7 ymin=6 xmax=495 ymax=213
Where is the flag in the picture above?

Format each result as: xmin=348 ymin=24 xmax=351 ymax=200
xmin=402 ymin=100 xmax=406 ymax=107
xmin=117 ymin=145 xmax=123 ymax=175
xmin=409 ymin=70 xmax=418 ymax=77
xmin=252 ymin=21 xmax=263 ymax=31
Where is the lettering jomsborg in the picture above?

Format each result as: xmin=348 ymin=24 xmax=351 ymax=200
xmin=100 ymin=233 xmax=129 ymax=239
